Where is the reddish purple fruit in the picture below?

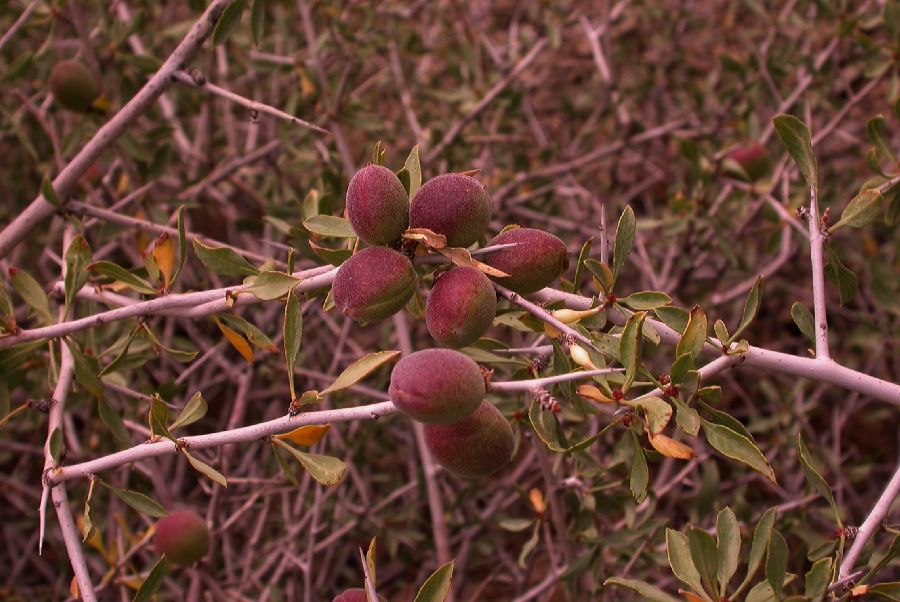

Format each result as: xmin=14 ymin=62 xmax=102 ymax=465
xmin=426 ymin=267 xmax=496 ymax=348
xmin=332 ymin=247 xmax=417 ymax=323
xmin=409 ymin=173 xmax=491 ymax=248
xmin=332 ymin=588 xmax=387 ymax=602
xmin=726 ymin=143 xmax=771 ymax=182
xmin=153 ymin=510 xmax=209 ymax=566
xmin=49 ymin=59 xmax=100 ymax=112
xmin=424 ymin=400 xmax=515 ymax=478
xmin=389 ymin=349 xmax=485 ymax=424
xmin=346 ymin=165 xmax=410 ymax=245
xmin=483 ymin=227 xmax=568 ymax=294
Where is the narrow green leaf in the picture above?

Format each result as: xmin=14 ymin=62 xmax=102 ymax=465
xmin=517 ymin=521 xmax=540 ymax=568
xmin=629 ymin=431 xmax=648 ymax=503
xmin=271 ymin=442 xmax=299 ymax=486
xmin=867 ymin=115 xmax=896 ymax=164
xmin=673 ymin=397 xmax=701 ymax=437
xmin=171 ymin=206 xmax=187 ymax=285
xmin=170 ymin=392 xmax=207 ymax=431
xmin=48 ymin=427 xmax=63 ymax=464
xmin=765 ymin=528 xmax=788 ymax=600
xmin=401 ymin=145 xmax=423 ymax=199
xmin=272 ymin=438 xmax=346 ymax=486
xmin=716 ymin=507 xmax=741 ymax=596
xmin=702 ymin=420 xmax=776 ymax=482
xmin=688 ymin=527 xmax=718 ymax=597
xmin=571 ymin=237 xmax=593 ymax=293
xmin=773 ymin=114 xmax=818 ymax=188
xmin=192 ymin=239 xmax=259 ymax=277
xmin=142 ymin=324 xmax=198 ymax=362
xmin=864 ymin=535 xmax=900 ymax=582
xmin=182 ymin=450 xmax=228 ymax=487
xmin=63 ymin=236 xmax=92 ymax=318
xmin=655 ymin=305 xmax=690 ymax=333
xmin=42 ymin=176 xmax=61 ymax=208
xmin=284 ymin=290 xmax=302 ymax=401
xmin=413 ymin=560 xmax=454 ymax=602
xmin=612 ymin=205 xmax=636 ymax=282
xmin=620 ymin=290 xmax=672 ymax=310
xmin=132 ymin=557 xmax=170 ymax=602
xmin=213 ymin=0 xmax=247 ymax=45
xmin=246 ymin=270 xmax=301 ymax=301
xmin=676 ymin=305 xmax=707 ymax=360
xmin=603 ymin=577 xmax=681 ymax=602
xmin=321 ymin=350 xmax=401 ymax=396
xmin=250 ymin=0 xmax=266 ymax=46
xmin=745 ymin=581 xmax=777 ymax=602
xmin=81 ymin=479 xmax=96 ymax=541
xmin=796 ymin=434 xmax=841 ymax=528
xmin=738 ymin=508 xmax=777 ymax=594
xmin=619 ymin=311 xmax=647 ymax=393
xmin=104 ymin=484 xmax=168 ymax=518
xmin=149 ymin=396 xmax=171 ymax=440
xmin=89 ymin=261 xmax=158 ymax=295
xmin=804 ymin=557 xmax=832 ymax=600
xmin=624 ymin=394 xmax=672 ymax=435
xmin=68 ymin=342 xmax=104 ymax=399
xmin=869 ymin=582 xmax=900 ymax=600
xmin=824 ymin=244 xmax=858 ymax=305
xmin=9 ymin=267 xmax=52 ymax=323
xmin=216 ymin=313 xmax=277 ymax=352
xmin=713 ymin=320 xmax=729 ymax=345
xmin=666 ymin=529 xmax=706 ymax=597
xmin=585 ymin=259 xmax=615 ymax=295
xmin=303 ymin=215 xmax=357 ymax=238
xmin=528 ymin=397 xmax=565 ymax=450
xmin=829 ymin=189 xmax=883 ymax=233
xmin=98 ymin=398 xmax=131 ymax=445
xmin=731 ymin=276 xmax=763 ymax=343
xmin=790 ymin=302 xmax=815 ymax=344
xmin=670 ymin=353 xmax=694 ymax=386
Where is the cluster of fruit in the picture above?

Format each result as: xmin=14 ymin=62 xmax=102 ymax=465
xmin=333 ymin=165 xmax=569 ymax=349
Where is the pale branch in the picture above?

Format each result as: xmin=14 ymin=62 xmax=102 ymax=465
xmin=839 ymin=463 xmax=900 ymax=579
xmin=806 ymin=183 xmax=831 ymax=361
xmin=171 ymin=70 xmax=330 ymax=135
xmin=493 ymin=282 xmax=597 ymax=350
xmin=51 ymin=485 xmax=97 ymax=602
xmin=47 ymin=401 xmax=396 ymax=486
xmin=0 ymin=0 xmax=39 ymax=53
xmin=0 ymin=0 xmax=236 ymax=260
xmin=489 ymin=368 xmax=624 ymax=392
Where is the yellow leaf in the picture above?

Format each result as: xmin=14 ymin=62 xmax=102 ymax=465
xmin=70 ymin=575 xmax=80 ymax=599
xmin=678 ymin=590 xmax=707 ymax=602
xmin=569 ymin=344 xmax=597 ymax=370
xmin=576 ymin=384 xmax=615 ymax=404
xmin=118 ymin=577 xmax=143 ymax=591
xmin=649 ymin=433 xmax=696 ymax=460
xmin=90 ymin=94 xmax=111 ymax=113
xmin=134 ymin=209 xmax=150 ymax=252
xmin=214 ymin=317 xmax=253 ymax=362
xmin=438 ymin=247 xmax=510 ymax=278
xmin=116 ymin=172 xmax=130 ymax=196
xmin=152 ymin=233 xmax=176 ymax=288
xmin=850 ymin=585 xmax=869 ymax=597
xmin=402 ymin=227 xmax=447 ymax=249
xmin=544 ymin=322 xmax=561 ymax=338
xmin=529 ymin=488 xmax=545 ymax=514
xmin=274 ymin=424 xmax=330 ymax=446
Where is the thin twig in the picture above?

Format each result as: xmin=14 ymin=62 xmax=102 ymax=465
xmin=839 ymin=463 xmax=900 ymax=579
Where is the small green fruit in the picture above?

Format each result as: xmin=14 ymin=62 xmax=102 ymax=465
xmin=483 ymin=227 xmax=568 ymax=294
xmin=426 ymin=266 xmax=496 ymax=348
xmin=726 ymin=143 xmax=770 ymax=182
xmin=409 ymin=173 xmax=491 ymax=248
xmin=49 ymin=59 xmax=100 ymax=112
xmin=424 ymin=400 xmax=514 ymax=478
xmin=332 ymin=588 xmax=387 ymax=602
xmin=389 ymin=348 xmax=485 ymax=424
xmin=346 ymin=165 xmax=410 ymax=246
xmin=153 ymin=510 xmax=209 ymax=566
xmin=332 ymin=247 xmax=416 ymax=323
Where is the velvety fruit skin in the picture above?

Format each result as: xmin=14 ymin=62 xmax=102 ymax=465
xmin=409 ymin=173 xmax=491 ymax=247
xmin=332 ymin=247 xmax=416 ymax=323
xmin=346 ymin=165 xmax=410 ymax=245
xmin=424 ymin=400 xmax=514 ymax=478
xmin=728 ymin=143 xmax=770 ymax=181
xmin=483 ymin=227 xmax=569 ymax=294
xmin=153 ymin=511 xmax=209 ymax=566
xmin=332 ymin=588 xmax=387 ymax=602
xmin=49 ymin=59 xmax=100 ymax=112
xmin=426 ymin=267 xmax=496 ymax=348
xmin=389 ymin=348 xmax=485 ymax=424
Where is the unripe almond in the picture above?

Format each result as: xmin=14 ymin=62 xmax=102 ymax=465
xmin=332 ymin=247 xmax=417 ymax=323
xmin=332 ymin=588 xmax=387 ymax=602
xmin=426 ymin=267 xmax=496 ymax=348
xmin=49 ymin=59 xmax=100 ymax=112
xmin=153 ymin=510 xmax=209 ymax=566
xmin=389 ymin=348 xmax=485 ymax=424
xmin=409 ymin=173 xmax=491 ymax=248
xmin=424 ymin=400 xmax=514 ymax=478
xmin=483 ymin=227 xmax=568 ymax=294
xmin=346 ymin=165 xmax=410 ymax=245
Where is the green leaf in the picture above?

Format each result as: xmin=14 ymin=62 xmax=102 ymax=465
xmin=182 ymin=450 xmax=228 ymax=487
xmin=655 ymin=306 xmax=690 ymax=333
xmin=132 ymin=556 xmax=170 ymax=602
xmin=89 ymin=261 xmax=158 ymax=295
xmin=250 ymin=0 xmax=266 ymax=46
xmin=713 ymin=320 xmax=729 ymax=345
xmin=9 ymin=267 xmax=52 ymax=323
xmin=824 ymin=243 xmax=857 ymax=305
xmin=804 ymin=557 xmax=832 ymax=600
xmin=676 ymin=305 xmax=708 ymax=360
xmin=864 ymin=535 xmax=900 ymax=582
xmin=696 ymin=399 xmax=754 ymax=442
xmin=142 ymin=324 xmax=198 ymax=363
xmin=213 ymin=0 xmax=247 ymax=45
xmin=620 ymin=290 xmax=672 ymax=310
xmin=571 ymin=237 xmax=593 ymax=293
xmin=666 ymin=529 xmax=706 ymax=597
xmin=192 ymin=239 xmax=259 ymax=277
xmin=673 ymin=397 xmax=701 ymax=437
xmin=48 ymin=427 xmax=63 ymax=464
xmin=303 ymin=215 xmax=357 ymax=238
xmin=517 ymin=521 xmax=540 ymax=568
xmin=271 ymin=442 xmax=299 ymax=486
xmin=745 ymin=581 xmax=777 ymax=602
xmin=796 ymin=434 xmax=841 ymax=527
xmin=830 ymin=188 xmax=884 ymax=233
xmin=413 ymin=560 xmax=454 ymax=602
xmin=272 ymin=438 xmax=346 ymax=486
xmin=401 ymin=146 xmax=423 ymax=199
xmin=790 ymin=302 xmax=815 ymax=344
xmin=869 ymin=582 xmax=900 ymax=600
xmin=42 ymin=176 xmax=61 ymax=208
xmin=171 ymin=206 xmax=188 ymax=285
xmin=867 ymin=114 xmax=896 ymax=164
xmin=104 ymin=484 xmax=168 ymax=518
xmin=63 ymin=236 xmax=92 ymax=318
xmin=773 ymin=114 xmax=818 ymax=188
xmin=688 ymin=527 xmax=718 ymax=597
xmin=284 ymin=290 xmax=302 ymax=402
xmin=68 ymin=341 xmax=105 ymax=399
xmin=246 ymin=270 xmax=301 ymax=301
xmin=629 ymin=431 xmax=648 ymax=503
xmin=765 ymin=529 xmax=788 ymax=600
xmin=98 ymin=398 xmax=131 ymax=446
xmin=321 ymin=350 xmax=401 ymax=396
xmin=528 ymin=398 xmax=565 ymax=450
xmin=585 ymin=259 xmax=615 ymax=295
xmin=612 ymin=205 xmax=636 ymax=282
xmin=149 ymin=396 xmax=171 ymax=440
xmin=731 ymin=276 xmax=763 ymax=343
xmin=624 ymin=394 xmax=672 ymax=435
xmin=603 ymin=577 xmax=681 ymax=602
xmin=702 ymin=420 xmax=776 ymax=482
xmin=716 ymin=507 xmax=741 ymax=596
xmin=619 ymin=311 xmax=647 ymax=393
xmin=216 ymin=313 xmax=277 ymax=352
xmin=738 ymin=508 xmax=777 ymax=594
xmin=670 ymin=353 xmax=694 ymax=386
xmin=170 ymin=392 xmax=207 ymax=431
